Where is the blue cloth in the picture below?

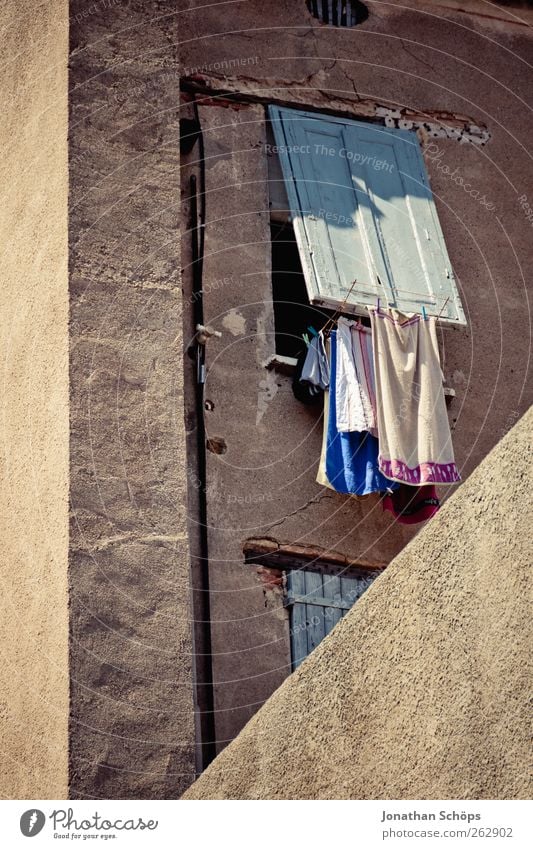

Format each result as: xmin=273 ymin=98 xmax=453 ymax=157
xmin=326 ymin=329 xmax=398 ymax=496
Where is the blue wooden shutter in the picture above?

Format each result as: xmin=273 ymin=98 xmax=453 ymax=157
xmin=269 ymin=105 xmax=466 ymax=325
xmin=286 ymin=569 xmax=378 ymax=669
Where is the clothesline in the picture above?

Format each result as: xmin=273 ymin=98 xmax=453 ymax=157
xmin=320 ymin=283 xmax=451 ymax=333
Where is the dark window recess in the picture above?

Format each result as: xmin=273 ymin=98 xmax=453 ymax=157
xmin=306 ymin=0 xmax=369 ymax=27
xmin=285 ymin=568 xmax=378 ymax=669
xmin=179 ymin=117 xmax=200 ymax=155
xmin=271 ymin=222 xmax=330 ymax=358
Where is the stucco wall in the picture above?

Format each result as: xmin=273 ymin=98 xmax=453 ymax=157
xmin=183 ymin=407 xmax=532 ymax=800
xmin=69 ymin=1 xmax=196 ymax=798
xmin=179 ymin=0 xmax=533 ymax=751
xmin=0 ymin=1 xmax=69 ymax=798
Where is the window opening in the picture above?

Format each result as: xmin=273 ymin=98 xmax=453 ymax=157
xmin=271 ymin=221 xmax=330 ymax=358
xmin=306 ymin=0 xmax=369 ymax=27
xmin=285 ymin=567 xmax=378 ymax=668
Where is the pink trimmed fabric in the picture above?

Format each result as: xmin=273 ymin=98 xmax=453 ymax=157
xmin=369 ymin=307 xmax=461 ymax=487
xmin=379 ymin=457 xmax=461 ymax=486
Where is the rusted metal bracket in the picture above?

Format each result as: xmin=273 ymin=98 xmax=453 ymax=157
xmin=195 ymin=323 xmax=222 ymax=344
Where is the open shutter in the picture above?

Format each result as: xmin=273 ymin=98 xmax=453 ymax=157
xmin=269 ymin=105 xmax=466 ymax=324
xmin=286 ymin=569 xmax=377 ymax=669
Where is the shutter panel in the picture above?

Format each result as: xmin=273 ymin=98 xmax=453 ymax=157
xmin=269 ymin=106 xmax=466 ymax=325
xmin=286 ymin=568 xmax=379 ymax=669
xmin=323 ymin=574 xmax=343 ymax=635
xmin=286 ymin=570 xmax=308 ymax=669
xmin=270 ymin=106 xmax=390 ymax=311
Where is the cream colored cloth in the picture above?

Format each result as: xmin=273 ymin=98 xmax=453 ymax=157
xmin=316 ymin=388 xmax=334 ymax=489
xmin=315 ymin=388 xmax=371 ymax=500
xmin=369 ymin=308 xmax=460 ymax=486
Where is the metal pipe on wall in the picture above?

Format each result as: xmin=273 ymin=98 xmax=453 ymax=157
xmin=188 ymin=104 xmax=217 ymax=768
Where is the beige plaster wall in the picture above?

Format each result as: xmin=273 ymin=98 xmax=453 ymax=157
xmin=0 ymin=1 xmax=69 ymax=798
xmin=183 ymin=408 xmax=532 ymax=800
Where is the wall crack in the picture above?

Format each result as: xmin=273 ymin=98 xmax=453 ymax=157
xmin=262 ymin=491 xmax=334 ymax=534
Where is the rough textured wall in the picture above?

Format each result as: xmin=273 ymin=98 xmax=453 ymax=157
xmin=69 ymin=2 xmax=196 ymax=798
xmin=183 ymin=408 xmax=532 ymax=800
xmin=179 ymin=0 xmax=533 ymax=749
xmin=0 ymin=1 xmax=69 ymax=798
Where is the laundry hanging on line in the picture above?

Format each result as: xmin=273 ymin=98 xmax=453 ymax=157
xmin=300 ymin=331 xmax=330 ymax=390
xmin=294 ymin=305 xmax=459 ymax=524
xmin=382 ymin=483 xmax=440 ymax=525
xmin=369 ymin=308 xmax=460 ymax=486
xmin=335 ymin=317 xmax=377 ymax=437
xmin=318 ymin=328 xmax=398 ymax=497
xmin=292 ymin=338 xmax=325 ymax=406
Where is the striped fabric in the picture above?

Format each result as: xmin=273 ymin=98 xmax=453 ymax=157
xmin=335 ymin=317 xmax=378 ymax=436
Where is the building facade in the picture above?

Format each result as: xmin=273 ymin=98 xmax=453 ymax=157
xmin=1 ymin=0 xmax=532 ymax=801
xmin=178 ymin=0 xmax=533 ymax=770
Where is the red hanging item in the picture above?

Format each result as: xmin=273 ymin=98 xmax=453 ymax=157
xmin=382 ymin=484 xmax=440 ymax=525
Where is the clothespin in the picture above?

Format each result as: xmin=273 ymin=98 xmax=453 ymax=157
xmin=422 ymin=306 xmax=428 ymax=321
xmin=307 ymin=326 xmax=318 ymax=338
xmin=302 ymin=332 xmax=310 ymax=347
